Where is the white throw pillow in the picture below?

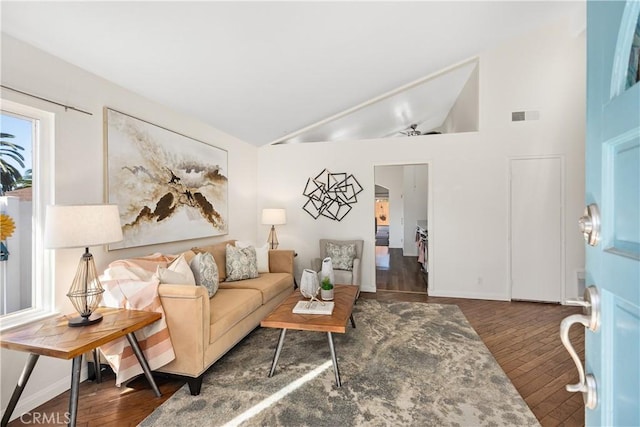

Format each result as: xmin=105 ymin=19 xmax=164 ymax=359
xmin=155 ymin=254 xmax=197 ymax=285
xmin=156 ymin=266 xmax=193 ymax=284
xmin=168 ymin=253 xmax=196 ymax=284
xmin=235 ymin=241 xmax=269 ymax=273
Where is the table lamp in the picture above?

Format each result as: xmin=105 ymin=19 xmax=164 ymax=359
xmin=261 ymin=208 xmax=286 ymax=250
xmin=45 ymin=204 xmax=123 ymax=327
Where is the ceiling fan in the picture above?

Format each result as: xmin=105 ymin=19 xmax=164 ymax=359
xmin=400 ymin=124 xmax=441 ymax=137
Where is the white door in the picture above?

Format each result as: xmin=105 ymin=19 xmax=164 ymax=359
xmin=510 ymin=156 xmax=563 ymax=302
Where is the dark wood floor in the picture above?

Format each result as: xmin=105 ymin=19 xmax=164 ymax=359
xmin=7 ymin=254 xmax=584 ymax=426
xmin=376 ymin=247 xmax=428 ymax=293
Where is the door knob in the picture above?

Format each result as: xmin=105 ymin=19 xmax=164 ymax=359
xmin=560 ymin=286 xmax=599 ymax=409
xmin=579 ymin=204 xmax=600 ymax=246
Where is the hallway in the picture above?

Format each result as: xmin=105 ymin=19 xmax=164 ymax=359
xmin=376 ymin=247 xmax=428 ymax=294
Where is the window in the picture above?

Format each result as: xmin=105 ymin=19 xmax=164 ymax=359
xmin=626 ymin=12 xmax=640 ymax=89
xmin=0 ymin=100 xmax=54 ymax=330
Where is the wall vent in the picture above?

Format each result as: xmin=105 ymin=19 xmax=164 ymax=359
xmin=512 ymin=110 xmax=540 ymax=122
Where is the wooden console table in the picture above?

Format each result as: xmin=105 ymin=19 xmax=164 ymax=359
xmin=0 ymin=307 xmax=162 ymax=427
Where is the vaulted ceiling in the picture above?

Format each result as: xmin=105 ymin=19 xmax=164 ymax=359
xmin=1 ymin=1 xmax=584 ymax=146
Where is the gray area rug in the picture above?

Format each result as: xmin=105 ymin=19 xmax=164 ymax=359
xmin=141 ymin=300 xmax=539 ymax=426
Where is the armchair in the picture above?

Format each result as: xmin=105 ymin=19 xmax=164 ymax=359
xmin=311 ymin=239 xmax=363 ymax=297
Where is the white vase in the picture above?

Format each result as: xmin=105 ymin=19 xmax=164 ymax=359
xmin=300 ymin=269 xmax=320 ymax=299
xmin=320 ymin=257 xmax=335 ymax=285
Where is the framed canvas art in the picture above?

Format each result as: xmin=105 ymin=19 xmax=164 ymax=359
xmin=105 ymin=108 xmax=228 ymax=249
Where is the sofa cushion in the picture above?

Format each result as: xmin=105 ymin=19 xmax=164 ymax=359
xmin=225 ymin=244 xmax=259 ymax=281
xmin=190 ymin=252 xmax=219 ymax=297
xmin=209 ymin=288 xmax=262 ymax=343
xmin=192 ymin=240 xmax=235 ymax=281
xmin=218 ymin=272 xmax=292 ymax=304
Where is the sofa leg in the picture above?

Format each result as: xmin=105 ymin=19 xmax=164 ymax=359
xmin=187 ymin=375 xmax=204 ymax=396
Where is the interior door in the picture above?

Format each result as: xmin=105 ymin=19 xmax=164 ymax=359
xmin=579 ymin=2 xmax=640 ymax=425
xmin=510 ymin=157 xmax=563 ymax=302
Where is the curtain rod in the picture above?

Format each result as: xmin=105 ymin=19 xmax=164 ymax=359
xmin=1 ymin=85 xmax=93 ymax=116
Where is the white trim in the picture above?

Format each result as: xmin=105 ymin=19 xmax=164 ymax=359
xmin=0 ymin=99 xmax=55 ymax=331
xmin=428 ymin=289 xmax=509 ymax=301
xmin=371 ymin=161 xmax=433 ymax=294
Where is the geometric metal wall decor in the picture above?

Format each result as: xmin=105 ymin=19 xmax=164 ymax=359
xmin=302 ymin=168 xmax=363 ymax=221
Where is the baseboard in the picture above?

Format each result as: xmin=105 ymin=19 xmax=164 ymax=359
xmin=6 ymin=370 xmax=88 ymax=423
xmin=428 ymin=289 xmax=510 ymax=301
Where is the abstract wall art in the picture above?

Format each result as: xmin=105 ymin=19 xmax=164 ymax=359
xmin=105 ymin=108 xmax=228 ymax=249
xmin=302 ymin=168 xmax=363 ymax=221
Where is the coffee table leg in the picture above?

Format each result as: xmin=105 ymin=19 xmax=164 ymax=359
xmin=268 ymin=328 xmax=287 ymax=377
xmin=350 ymin=314 xmax=356 ymax=328
xmin=125 ymin=333 xmax=162 ymax=397
xmin=68 ymin=355 xmax=82 ymax=427
xmin=327 ymin=332 xmax=342 ymax=387
xmin=1 ymin=353 xmax=39 ymax=427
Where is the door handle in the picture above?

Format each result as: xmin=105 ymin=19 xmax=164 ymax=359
xmin=560 ymin=286 xmax=599 ymax=409
xmin=579 ymin=203 xmax=601 ymax=246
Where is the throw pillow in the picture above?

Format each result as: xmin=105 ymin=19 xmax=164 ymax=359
xmin=189 ymin=252 xmax=219 ymax=297
xmin=167 ymin=253 xmax=196 ymax=285
xmin=156 ymin=266 xmax=193 ymax=285
xmin=325 ymin=242 xmax=356 ymax=271
xmin=235 ymin=241 xmax=269 ymax=273
xmin=192 ymin=239 xmax=235 ymax=281
xmin=225 ymin=244 xmax=259 ymax=281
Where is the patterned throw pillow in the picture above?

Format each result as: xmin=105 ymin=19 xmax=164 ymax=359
xmin=325 ymin=242 xmax=356 ymax=271
xmin=225 ymin=244 xmax=259 ymax=281
xmin=189 ymin=252 xmax=219 ymax=297
xmin=235 ymin=241 xmax=270 ymax=273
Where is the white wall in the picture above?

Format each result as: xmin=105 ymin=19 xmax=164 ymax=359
xmin=1 ymin=34 xmax=259 ymax=418
xmin=258 ymin=15 xmax=586 ymax=300
xmin=440 ymin=65 xmax=479 ymax=134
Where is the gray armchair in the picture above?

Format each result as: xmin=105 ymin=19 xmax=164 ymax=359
xmin=311 ymin=239 xmax=363 ymax=297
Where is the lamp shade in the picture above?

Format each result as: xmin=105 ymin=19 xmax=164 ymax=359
xmin=45 ymin=204 xmax=123 ymax=249
xmin=261 ymin=208 xmax=286 ymax=225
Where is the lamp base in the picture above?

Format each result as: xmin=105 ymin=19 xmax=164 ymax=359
xmin=68 ymin=312 xmax=103 ymax=327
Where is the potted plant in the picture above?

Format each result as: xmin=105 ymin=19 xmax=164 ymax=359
xmin=320 ymin=276 xmax=334 ymax=301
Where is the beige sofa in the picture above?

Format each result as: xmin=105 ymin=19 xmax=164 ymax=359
xmin=156 ymin=240 xmax=294 ymax=395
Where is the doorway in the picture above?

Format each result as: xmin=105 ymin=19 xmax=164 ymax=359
xmin=374 ymin=164 xmax=429 ymax=294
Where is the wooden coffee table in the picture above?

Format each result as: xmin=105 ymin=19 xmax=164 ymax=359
xmin=260 ymin=284 xmax=358 ymax=387
xmin=0 ymin=307 xmax=162 ymax=427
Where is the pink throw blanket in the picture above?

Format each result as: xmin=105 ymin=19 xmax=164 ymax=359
xmin=99 ymin=253 xmax=177 ymax=386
